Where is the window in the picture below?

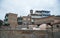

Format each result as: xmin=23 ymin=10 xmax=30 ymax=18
xmin=31 ymin=19 xmax=34 ymax=22
xmin=28 ymin=18 xmax=30 ymax=20
xmin=31 ymin=22 xmax=34 ymax=24
xmin=18 ymin=22 xmax=22 ymax=25
xmin=23 ymin=18 xmax=26 ymax=20
xmin=37 ymin=24 xmax=40 ymax=28
xmin=4 ymin=19 xmax=8 ymax=21
xmin=37 ymin=24 xmax=40 ymax=26
xmin=4 ymin=23 xmax=10 ymax=26
xmin=56 ymin=25 xmax=59 ymax=28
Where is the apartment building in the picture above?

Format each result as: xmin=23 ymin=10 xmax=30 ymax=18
xmin=29 ymin=10 xmax=50 ymax=18
xmin=28 ymin=10 xmax=51 ymax=25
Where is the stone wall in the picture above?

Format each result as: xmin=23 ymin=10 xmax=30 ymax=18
xmin=0 ymin=29 xmax=60 ymax=38
xmin=0 ymin=29 xmax=48 ymax=38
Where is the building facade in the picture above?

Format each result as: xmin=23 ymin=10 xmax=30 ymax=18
xmin=17 ymin=16 xmax=23 ymax=25
xmin=22 ymin=16 xmax=31 ymax=25
xmin=3 ymin=10 xmax=60 ymax=30
xmin=4 ymin=13 xmax=18 ymax=28
xmin=29 ymin=10 xmax=50 ymax=18
xmin=28 ymin=10 xmax=51 ymax=25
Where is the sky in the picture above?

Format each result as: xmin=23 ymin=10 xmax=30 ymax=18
xmin=0 ymin=0 xmax=60 ymax=20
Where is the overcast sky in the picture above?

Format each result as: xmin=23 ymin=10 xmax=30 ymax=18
xmin=0 ymin=0 xmax=60 ymax=20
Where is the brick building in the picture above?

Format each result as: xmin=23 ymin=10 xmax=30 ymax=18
xmin=3 ymin=10 xmax=60 ymax=30
xmin=4 ymin=13 xmax=18 ymax=28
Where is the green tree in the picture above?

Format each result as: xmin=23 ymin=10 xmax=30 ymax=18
xmin=0 ymin=20 xmax=3 ymax=27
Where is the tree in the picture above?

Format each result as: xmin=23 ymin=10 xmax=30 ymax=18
xmin=4 ymin=23 xmax=10 ymax=26
xmin=0 ymin=20 xmax=3 ymax=27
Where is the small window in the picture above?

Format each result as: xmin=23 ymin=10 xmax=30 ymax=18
xmin=18 ymin=22 xmax=22 ymax=25
xmin=56 ymin=25 xmax=59 ymax=28
xmin=47 ymin=23 xmax=51 ymax=25
xmin=31 ymin=19 xmax=34 ymax=22
xmin=37 ymin=24 xmax=40 ymax=27
xmin=32 ymin=22 xmax=34 ymax=24
xmin=4 ymin=19 xmax=8 ymax=21
xmin=4 ymin=23 xmax=10 ymax=26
